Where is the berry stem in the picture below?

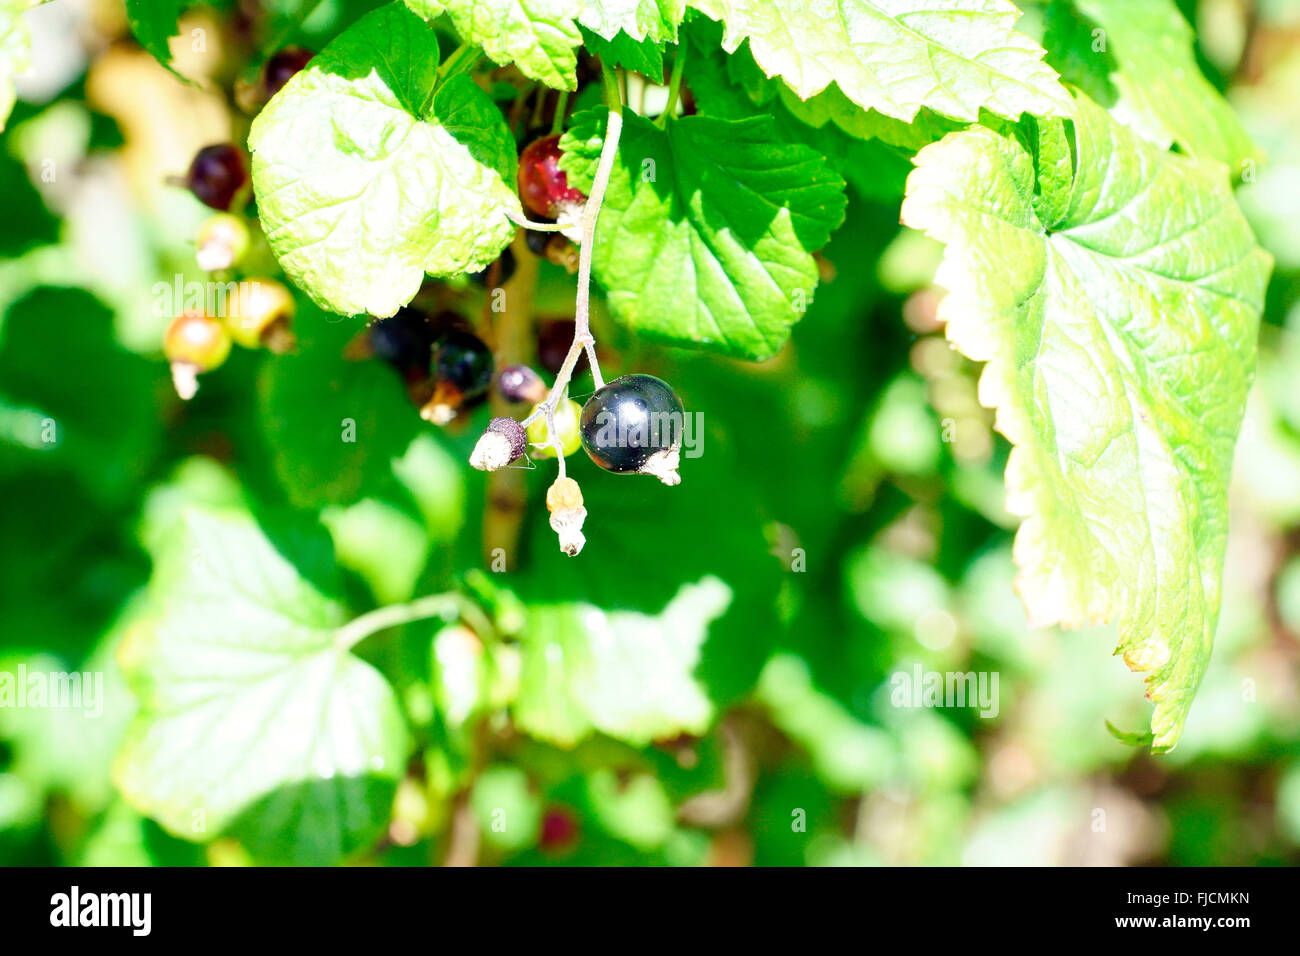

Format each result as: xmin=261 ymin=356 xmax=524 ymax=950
xmin=520 ymin=61 xmax=624 ymax=431
xmin=334 ymin=592 xmax=487 ymax=653
xmin=658 ymin=47 xmax=686 ymax=129
xmin=550 ymin=89 xmax=570 ymax=135
xmin=504 ymin=208 xmax=577 ymax=232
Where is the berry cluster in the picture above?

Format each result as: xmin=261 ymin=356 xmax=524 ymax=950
xmin=163 ymin=65 xmax=679 ymax=557
xmin=162 ymin=278 xmax=296 ymax=399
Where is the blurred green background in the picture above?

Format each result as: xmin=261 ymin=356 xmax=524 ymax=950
xmin=1 ymin=0 xmax=1299 ymax=866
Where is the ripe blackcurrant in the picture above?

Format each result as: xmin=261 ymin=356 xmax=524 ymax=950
xmin=497 ymin=363 xmax=547 ymax=404
xmin=164 ymin=310 xmax=231 ymax=400
xmin=359 ymin=308 xmax=437 ymax=377
xmin=264 ymin=46 xmax=314 ymax=98
xmin=468 ymin=246 xmax=516 ymax=288
xmin=524 ymin=228 xmax=551 ymax=256
xmin=518 ymin=134 xmax=586 ymax=221
xmin=421 ymin=329 xmax=494 ymax=424
xmin=537 ymin=319 xmax=586 ymax=376
xmin=580 ymin=374 xmax=684 ymax=485
xmin=185 ymin=144 xmax=249 ymax=212
xmin=527 ymin=397 xmax=582 ymax=458
xmin=225 ymin=277 xmax=296 ymax=353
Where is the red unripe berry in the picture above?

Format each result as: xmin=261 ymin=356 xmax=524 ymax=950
xmin=517 ymin=134 xmax=586 ymax=220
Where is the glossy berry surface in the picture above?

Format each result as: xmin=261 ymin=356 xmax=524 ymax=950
xmin=164 ymin=311 xmax=231 ymax=370
xmin=264 ymin=46 xmax=314 ymax=98
xmin=433 ymin=330 xmax=494 ymax=400
xmin=468 ymin=246 xmax=516 ymax=288
xmin=527 ymin=397 xmax=582 ymax=458
xmin=580 ymin=374 xmax=683 ymax=474
xmin=497 ymin=363 xmax=546 ymax=404
xmin=517 ymin=134 xmax=586 ymax=220
xmin=186 ymin=144 xmax=248 ymax=212
xmin=368 ymin=308 xmax=436 ymax=376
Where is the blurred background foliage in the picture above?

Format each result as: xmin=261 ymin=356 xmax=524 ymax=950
xmin=0 ymin=0 xmax=1298 ymax=866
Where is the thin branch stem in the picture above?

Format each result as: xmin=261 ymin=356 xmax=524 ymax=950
xmin=520 ymin=62 xmax=624 ymax=429
xmin=550 ymin=89 xmax=570 ymax=135
xmin=335 ymin=593 xmax=467 ymax=653
xmin=505 ymin=208 xmax=577 ymax=232
xmin=658 ymin=47 xmax=686 ymax=128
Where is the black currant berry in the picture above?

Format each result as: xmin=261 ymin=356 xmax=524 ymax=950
xmin=518 ymin=134 xmax=586 ymax=220
xmin=365 ymin=308 xmax=437 ymax=377
xmin=580 ymin=374 xmax=684 ymax=485
xmin=185 ymin=144 xmax=249 ymax=212
xmin=468 ymin=246 xmax=516 ymax=288
xmin=537 ymin=319 xmax=586 ymax=376
xmin=422 ymin=330 xmax=494 ymax=424
xmin=264 ymin=46 xmax=314 ymax=98
xmin=497 ymin=363 xmax=547 ymax=404
xmin=524 ymin=228 xmax=551 ymax=256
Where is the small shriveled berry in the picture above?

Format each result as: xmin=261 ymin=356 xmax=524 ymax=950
xmin=469 ymin=417 xmax=528 ymax=471
xmin=546 ymin=475 xmax=587 ymax=556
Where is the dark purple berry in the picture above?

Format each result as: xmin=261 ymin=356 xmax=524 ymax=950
xmin=537 ymin=319 xmax=586 ymax=377
xmin=468 ymin=246 xmax=516 ymax=288
xmin=186 ymin=144 xmax=249 ymax=212
xmin=368 ymin=308 xmax=436 ymax=377
xmin=264 ymin=46 xmax=314 ymax=98
xmin=580 ymin=374 xmax=684 ymax=483
xmin=497 ymin=363 xmax=547 ymax=404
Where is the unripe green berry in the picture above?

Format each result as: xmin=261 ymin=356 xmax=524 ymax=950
xmin=527 ymin=398 xmax=582 ymax=458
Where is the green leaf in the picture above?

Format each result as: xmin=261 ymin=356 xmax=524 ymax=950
xmin=406 ymin=0 xmax=585 ymax=89
xmin=900 ymin=93 xmax=1272 ymax=751
xmin=579 ymin=0 xmax=685 ymax=43
xmin=1044 ymin=0 xmax=1254 ymax=168
xmin=406 ymin=0 xmax=684 ymax=88
xmin=256 ymin=306 xmax=423 ymax=509
xmin=248 ymin=4 xmax=520 ymax=317
xmin=683 ymin=19 xmax=918 ymax=202
xmin=688 ymin=0 xmax=1070 ymax=124
xmin=0 ymin=287 xmax=164 ymax=505
xmin=0 ymin=0 xmax=45 ymax=131
xmin=514 ymin=577 xmax=732 ymax=746
xmin=123 ymin=0 xmax=187 ymax=77
xmin=559 ymin=107 xmax=846 ymax=359
xmin=581 ymin=27 xmax=664 ymax=78
xmin=114 ymin=508 xmax=411 ymax=865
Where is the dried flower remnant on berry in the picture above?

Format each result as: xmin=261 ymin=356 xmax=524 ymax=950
xmin=470 ymin=417 xmax=527 ymax=471
xmin=546 ymin=476 xmax=587 ymax=556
